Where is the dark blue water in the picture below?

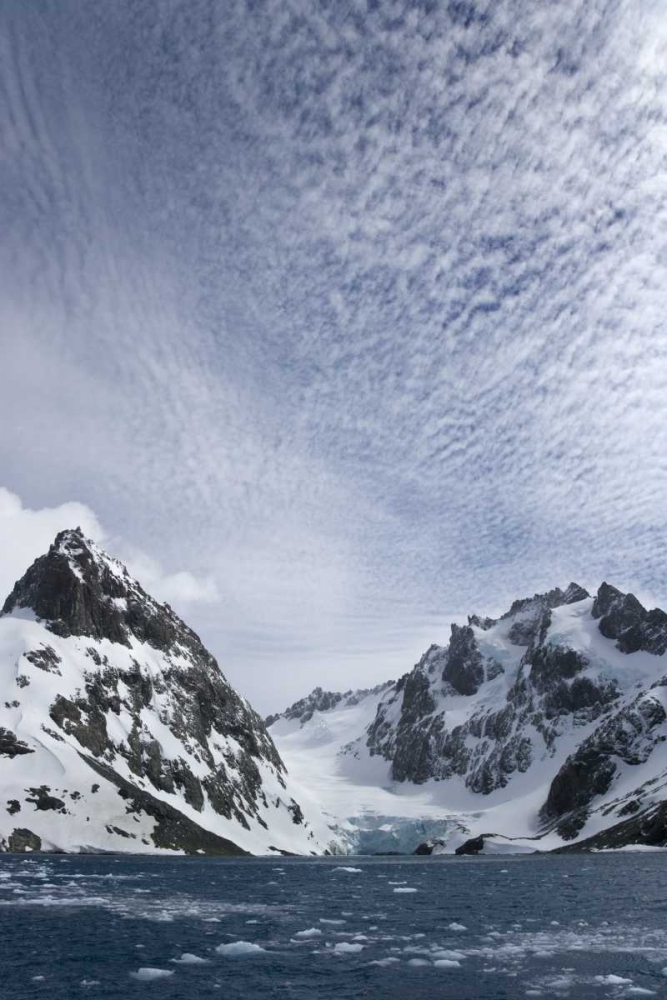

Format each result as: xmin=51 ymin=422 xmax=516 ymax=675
xmin=1 ymin=853 xmax=666 ymax=998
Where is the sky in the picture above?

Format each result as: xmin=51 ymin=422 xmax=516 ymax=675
xmin=2 ymin=0 xmax=667 ymax=713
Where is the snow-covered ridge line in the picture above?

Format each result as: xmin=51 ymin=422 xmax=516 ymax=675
xmin=0 ymin=528 xmax=340 ymax=856
xmin=266 ymin=681 xmax=395 ymax=729
xmin=269 ymin=581 xmax=667 ymax=855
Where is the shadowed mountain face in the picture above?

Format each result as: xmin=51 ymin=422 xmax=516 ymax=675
xmin=0 ymin=529 xmax=330 ymax=856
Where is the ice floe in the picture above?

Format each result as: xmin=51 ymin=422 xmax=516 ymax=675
xmin=130 ymin=968 xmax=175 ymax=981
xmin=216 ymin=941 xmax=266 ymax=957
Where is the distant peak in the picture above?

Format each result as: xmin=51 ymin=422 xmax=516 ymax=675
xmin=500 ymin=583 xmax=590 ymax=621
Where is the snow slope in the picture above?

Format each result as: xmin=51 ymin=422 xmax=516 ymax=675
xmin=270 ymin=584 xmax=667 ymax=853
xmin=0 ymin=529 xmax=338 ymax=855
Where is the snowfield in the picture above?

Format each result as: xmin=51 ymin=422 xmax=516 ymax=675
xmin=270 ymin=588 xmax=667 ymax=854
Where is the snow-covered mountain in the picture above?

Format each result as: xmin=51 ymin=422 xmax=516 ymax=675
xmin=0 ymin=529 xmax=336 ymax=856
xmin=269 ymin=583 xmax=667 ymax=854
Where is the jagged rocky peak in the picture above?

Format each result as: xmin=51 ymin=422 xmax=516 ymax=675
xmin=591 ymin=582 xmax=667 ymax=655
xmin=495 ymin=582 xmax=590 ymax=649
xmin=2 ymin=527 xmax=203 ymax=658
xmin=467 ymin=583 xmax=589 ymax=639
xmin=501 ymin=582 xmax=590 ymax=620
xmin=0 ymin=528 xmax=331 ymax=856
xmin=467 ymin=613 xmax=495 ymax=630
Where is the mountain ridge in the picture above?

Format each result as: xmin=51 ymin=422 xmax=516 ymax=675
xmin=268 ymin=580 xmax=667 ymax=854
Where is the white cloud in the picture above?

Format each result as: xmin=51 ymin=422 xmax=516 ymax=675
xmin=3 ymin=1 xmax=667 ymax=712
xmin=0 ymin=488 xmax=104 ymax=603
xmin=113 ymin=544 xmax=220 ymax=606
xmin=0 ymin=488 xmax=219 ymax=614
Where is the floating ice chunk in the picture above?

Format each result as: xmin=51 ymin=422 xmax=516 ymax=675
xmin=431 ymin=950 xmax=466 ymax=961
xmin=393 ymin=887 xmax=417 ymax=894
xmin=80 ymin=981 xmax=100 ymax=987
xmin=170 ymin=953 xmax=209 ymax=965
xmin=627 ymin=989 xmax=655 ymax=996
xmin=215 ymin=941 xmax=265 ymax=957
xmin=320 ymin=918 xmax=346 ymax=925
xmin=593 ymin=975 xmax=633 ymax=985
xmin=434 ymin=959 xmax=461 ymax=969
xmin=203 ymin=917 xmax=221 ymax=923
xmin=370 ymin=957 xmax=400 ymax=967
xmin=548 ymin=977 xmax=572 ymax=990
xmin=334 ymin=942 xmax=364 ymax=954
xmin=447 ymin=922 xmax=467 ymax=932
xmin=334 ymin=867 xmax=362 ymax=873
xmin=293 ymin=928 xmax=322 ymax=940
xmin=408 ymin=958 xmax=430 ymax=967
xmin=130 ymin=968 xmax=175 ymax=981
xmin=32 ymin=976 xmax=45 ymax=982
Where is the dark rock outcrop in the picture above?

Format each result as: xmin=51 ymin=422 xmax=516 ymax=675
xmin=541 ymin=683 xmax=667 ymax=838
xmin=455 ymin=835 xmax=485 ymax=855
xmin=414 ymin=839 xmax=444 ymax=855
xmin=444 ymin=625 xmax=485 ymax=696
xmin=82 ymin=755 xmax=248 ymax=855
xmin=6 ymin=828 xmax=42 ymax=853
xmin=0 ymin=729 xmax=34 ymax=758
xmin=556 ymin=799 xmax=667 ymax=852
xmin=592 ymin=582 xmax=667 ymax=655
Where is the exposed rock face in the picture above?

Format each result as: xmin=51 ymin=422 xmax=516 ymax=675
xmin=268 ymin=578 xmax=667 ymax=854
xmin=592 ymin=582 xmax=667 ymax=655
xmin=455 ymin=835 xmax=485 ymax=855
xmin=414 ymin=839 xmax=445 ymax=855
xmin=5 ymin=828 xmax=42 ymax=853
xmin=556 ymin=798 xmax=667 ymax=852
xmin=541 ymin=680 xmax=667 ymax=839
xmin=365 ymin=583 xmax=610 ymax=794
xmin=0 ymin=729 xmax=33 ymax=758
xmin=0 ymin=529 xmax=329 ymax=856
xmin=348 ymin=581 xmax=667 ymax=850
xmin=444 ymin=625 xmax=485 ymax=696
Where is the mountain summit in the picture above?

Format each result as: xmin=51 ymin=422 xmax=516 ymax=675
xmin=0 ymin=529 xmax=331 ymax=855
xmin=269 ymin=582 xmax=667 ymax=854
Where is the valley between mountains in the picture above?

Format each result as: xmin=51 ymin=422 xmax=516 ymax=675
xmin=2 ymin=529 xmax=667 ymax=856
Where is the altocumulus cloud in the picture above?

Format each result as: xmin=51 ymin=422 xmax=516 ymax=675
xmin=2 ymin=0 xmax=667 ymax=710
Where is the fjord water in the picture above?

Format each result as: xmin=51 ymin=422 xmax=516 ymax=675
xmin=1 ymin=855 xmax=665 ymax=999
